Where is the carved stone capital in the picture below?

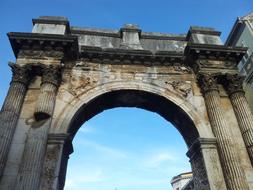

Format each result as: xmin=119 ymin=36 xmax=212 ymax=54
xmin=197 ymin=73 xmax=219 ymax=94
xmin=8 ymin=62 xmax=33 ymax=86
xmin=41 ymin=65 xmax=62 ymax=87
xmin=221 ymin=74 xmax=244 ymax=95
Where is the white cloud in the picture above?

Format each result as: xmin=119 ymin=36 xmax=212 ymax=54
xmin=143 ymin=151 xmax=180 ymax=168
xmin=79 ymin=126 xmax=95 ymax=134
xmin=78 ymin=123 xmax=97 ymax=134
xmin=65 ymin=178 xmax=77 ymax=189
xmin=65 ymin=168 xmax=105 ymax=190
xmin=66 ymin=146 xmax=190 ymax=190
xmin=76 ymin=169 xmax=104 ymax=183
xmin=77 ymin=139 xmax=127 ymax=159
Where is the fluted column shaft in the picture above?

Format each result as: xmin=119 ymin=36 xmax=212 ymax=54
xmin=223 ymin=74 xmax=253 ymax=165
xmin=15 ymin=65 xmax=61 ymax=190
xmin=198 ymin=74 xmax=249 ymax=190
xmin=0 ymin=63 xmax=32 ymax=177
xmin=34 ymin=83 xmax=58 ymax=120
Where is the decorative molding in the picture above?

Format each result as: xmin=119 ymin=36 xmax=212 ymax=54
xmin=187 ymin=138 xmax=217 ymax=160
xmin=32 ymin=18 xmax=69 ymax=27
xmin=69 ymin=75 xmax=98 ymax=96
xmin=185 ymin=43 xmax=247 ymax=62
xmin=47 ymin=133 xmax=70 ymax=144
xmin=198 ymin=59 xmax=237 ymax=70
xmin=71 ymin=27 xmax=120 ymax=38
xmin=141 ymin=33 xmax=186 ymax=41
xmin=165 ymin=81 xmax=192 ymax=97
xmin=18 ymin=49 xmax=64 ymax=59
xmin=8 ymin=32 xmax=78 ymax=59
xmin=172 ymin=65 xmax=192 ymax=73
xmin=80 ymin=46 xmax=184 ymax=66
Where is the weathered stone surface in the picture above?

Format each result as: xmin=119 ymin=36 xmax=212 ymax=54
xmin=14 ymin=64 xmax=61 ymax=190
xmin=187 ymin=138 xmax=227 ymax=190
xmin=221 ymin=74 xmax=253 ymax=167
xmin=1 ymin=16 xmax=253 ymax=190
xmin=0 ymin=64 xmax=32 ymax=178
xmin=34 ymin=65 xmax=61 ymax=120
xmin=198 ymin=74 xmax=249 ymax=190
xmin=32 ymin=16 xmax=69 ymax=35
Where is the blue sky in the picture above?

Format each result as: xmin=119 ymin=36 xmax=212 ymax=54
xmin=66 ymin=108 xmax=189 ymax=190
xmin=0 ymin=1 xmax=253 ymax=190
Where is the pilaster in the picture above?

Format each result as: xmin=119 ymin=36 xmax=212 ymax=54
xmin=40 ymin=133 xmax=73 ymax=190
xmin=187 ymin=138 xmax=227 ymax=190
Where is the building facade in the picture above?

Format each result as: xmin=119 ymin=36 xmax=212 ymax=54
xmin=226 ymin=12 xmax=253 ymax=112
xmin=171 ymin=172 xmax=193 ymax=190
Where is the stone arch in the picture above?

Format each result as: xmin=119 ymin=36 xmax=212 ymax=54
xmin=2 ymin=17 xmax=252 ymax=190
xmin=54 ymin=81 xmax=213 ymax=145
xmin=43 ymin=81 xmax=225 ymax=190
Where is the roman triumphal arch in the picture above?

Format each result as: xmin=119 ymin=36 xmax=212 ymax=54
xmin=1 ymin=16 xmax=253 ymax=190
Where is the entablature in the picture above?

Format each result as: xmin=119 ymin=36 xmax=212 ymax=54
xmin=7 ymin=16 xmax=247 ymax=73
xmin=185 ymin=43 xmax=247 ymax=74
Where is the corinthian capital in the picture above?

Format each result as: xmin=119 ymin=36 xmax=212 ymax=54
xmin=221 ymin=74 xmax=244 ymax=95
xmin=197 ymin=73 xmax=219 ymax=94
xmin=8 ymin=62 xmax=32 ymax=85
xmin=41 ymin=65 xmax=62 ymax=87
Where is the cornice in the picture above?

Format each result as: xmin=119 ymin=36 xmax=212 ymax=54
xmin=187 ymin=137 xmax=217 ymax=159
xmin=32 ymin=18 xmax=69 ymax=26
xmin=8 ymin=32 xmax=78 ymax=58
xmin=185 ymin=43 xmax=247 ymax=62
xmin=141 ymin=34 xmax=186 ymax=41
xmin=47 ymin=133 xmax=70 ymax=144
xmin=80 ymin=46 xmax=184 ymax=65
xmin=71 ymin=29 xmax=121 ymax=38
xmin=71 ymin=28 xmax=186 ymax=41
xmin=189 ymin=29 xmax=221 ymax=36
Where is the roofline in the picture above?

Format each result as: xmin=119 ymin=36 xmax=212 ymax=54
xmin=170 ymin=172 xmax=193 ymax=184
xmin=225 ymin=17 xmax=242 ymax=46
xmin=71 ymin=26 xmax=187 ymax=41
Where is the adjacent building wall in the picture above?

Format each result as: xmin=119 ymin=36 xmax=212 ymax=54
xmin=226 ymin=13 xmax=253 ymax=113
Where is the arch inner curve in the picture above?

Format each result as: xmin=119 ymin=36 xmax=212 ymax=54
xmin=67 ymin=89 xmax=199 ymax=147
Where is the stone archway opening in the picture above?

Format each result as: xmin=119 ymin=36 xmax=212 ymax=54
xmin=4 ymin=17 xmax=252 ymax=190
xmin=67 ymin=90 xmax=199 ymax=147
xmin=65 ymin=107 xmax=191 ymax=190
xmin=58 ymin=89 xmax=201 ymax=190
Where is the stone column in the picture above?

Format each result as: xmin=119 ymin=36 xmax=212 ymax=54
xmin=187 ymin=138 xmax=227 ymax=190
xmin=0 ymin=63 xmax=32 ymax=177
xmin=34 ymin=65 xmax=61 ymax=121
xmin=198 ymin=74 xmax=249 ymax=190
xmin=222 ymin=74 xmax=253 ymax=165
xmin=15 ymin=65 xmax=61 ymax=190
xmin=40 ymin=134 xmax=73 ymax=190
